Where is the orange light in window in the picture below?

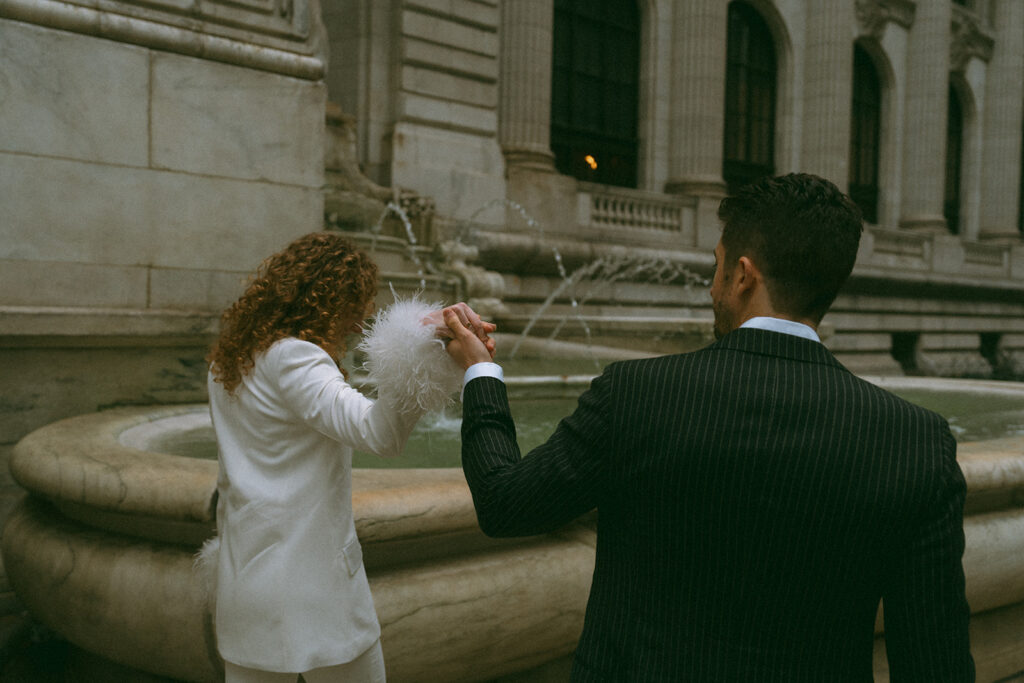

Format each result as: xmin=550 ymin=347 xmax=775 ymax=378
xmin=584 ymin=155 xmax=598 ymax=170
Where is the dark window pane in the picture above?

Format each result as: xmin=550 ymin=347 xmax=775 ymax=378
xmin=550 ymin=0 xmax=640 ymax=188
xmin=849 ymin=44 xmax=881 ymax=223
xmin=944 ymin=86 xmax=963 ymax=234
xmin=723 ymin=2 xmax=776 ymax=194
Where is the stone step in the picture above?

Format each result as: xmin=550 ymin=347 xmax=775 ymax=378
xmin=501 ymin=273 xmax=710 ymax=308
xmin=493 ymin=315 xmax=715 ymax=355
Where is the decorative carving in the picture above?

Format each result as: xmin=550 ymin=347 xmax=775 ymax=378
xmin=855 ymin=0 xmax=915 ymax=38
xmin=434 ymin=241 xmax=509 ymax=316
xmin=323 ymin=103 xmax=436 ymax=243
xmin=950 ymin=5 xmax=995 ymax=72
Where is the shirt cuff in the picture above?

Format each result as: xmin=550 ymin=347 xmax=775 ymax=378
xmin=462 ymin=362 xmax=504 ymax=399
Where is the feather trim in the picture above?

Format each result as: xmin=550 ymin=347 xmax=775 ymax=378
xmin=357 ymin=297 xmax=462 ymax=413
xmin=193 ymin=535 xmax=219 ymax=611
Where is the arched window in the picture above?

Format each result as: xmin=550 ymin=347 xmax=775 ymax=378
xmin=723 ymin=1 xmax=776 ymax=194
xmin=550 ymin=0 xmax=640 ymax=188
xmin=849 ymin=45 xmax=882 ymax=224
xmin=944 ymin=85 xmax=963 ymax=235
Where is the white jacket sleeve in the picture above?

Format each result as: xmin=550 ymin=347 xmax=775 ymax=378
xmin=270 ymin=339 xmax=417 ymax=458
xmin=357 ymin=297 xmax=463 ymax=414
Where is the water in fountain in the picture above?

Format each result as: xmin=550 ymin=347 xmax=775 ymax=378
xmin=370 ymin=200 xmax=428 ymax=290
xmin=455 ymin=198 xmax=601 ymax=357
xmin=456 ymin=198 xmax=710 ymax=364
xmin=509 ymin=253 xmax=709 ymax=361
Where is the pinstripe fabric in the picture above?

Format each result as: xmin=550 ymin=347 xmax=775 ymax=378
xmin=461 ymin=328 xmax=973 ymax=682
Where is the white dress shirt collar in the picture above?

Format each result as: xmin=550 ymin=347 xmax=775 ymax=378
xmin=740 ymin=316 xmax=820 ymax=343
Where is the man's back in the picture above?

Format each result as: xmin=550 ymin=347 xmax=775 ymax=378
xmin=459 ymin=328 xmax=972 ymax=681
xmin=453 ymin=173 xmax=972 ymax=681
xmin=568 ymin=329 xmax=972 ymax=681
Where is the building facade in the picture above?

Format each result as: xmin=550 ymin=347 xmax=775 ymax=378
xmin=324 ymin=0 xmax=1024 ymax=376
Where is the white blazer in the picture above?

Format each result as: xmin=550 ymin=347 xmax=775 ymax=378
xmin=207 ymin=337 xmax=422 ymax=672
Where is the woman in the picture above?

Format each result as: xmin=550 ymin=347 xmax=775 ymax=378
xmin=201 ymin=232 xmax=492 ymax=682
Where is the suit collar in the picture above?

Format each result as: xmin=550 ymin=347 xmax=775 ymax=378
xmin=711 ymin=327 xmax=847 ymax=370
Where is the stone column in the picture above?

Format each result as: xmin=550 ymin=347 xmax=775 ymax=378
xmin=498 ymin=0 xmax=557 ymax=171
xmin=663 ymin=0 xmax=728 ymax=197
xmin=801 ymin=0 xmax=855 ymax=188
xmin=979 ymin=0 xmax=1024 ymax=243
xmin=899 ymin=0 xmax=952 ymax=233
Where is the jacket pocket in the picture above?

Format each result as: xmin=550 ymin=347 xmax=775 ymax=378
xmin=340 ymin=537 xmax=364 ymax=577
xmin=229 ymin=502 xmax=284 ymax=573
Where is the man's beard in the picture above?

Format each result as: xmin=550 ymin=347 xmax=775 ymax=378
xmin=712 ymin=303 xmax=730 ymax=340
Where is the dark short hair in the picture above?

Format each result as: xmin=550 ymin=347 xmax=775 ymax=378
xmin=717 ymin=173 xmax=863 ymax=322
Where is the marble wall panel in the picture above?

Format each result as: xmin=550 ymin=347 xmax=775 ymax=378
xmin=148 ymin=267 xmax=249 ymax=311
xmin=405 ymin=0 xmax=498 ymax=28
xmin=0 ymin=260 xmax=148 ymax=309
xmin=401 ymin=64 xmax=496 ymax=108
xmin=0 ymin=152 xmax=321 ymax=278
xmin=404 ymin=38 xmax=497 ymax=80
xmin=398 ymin=92 xmax=497 ymax=134
xmin=390 ymin=122 xmax=505 ymax=219
xmin=401 ymin=11 xmax=497 ymax=57
xmin=150 ymin=53 xmax=326 ymax=187
xmin=0 ymin=19 xmax=149 ymax=166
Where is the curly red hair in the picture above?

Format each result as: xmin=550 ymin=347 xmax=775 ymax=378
xmin=208 ymin=232 xmax=378 ymax=394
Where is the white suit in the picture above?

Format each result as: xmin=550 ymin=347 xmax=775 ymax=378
xmin=205 ymin=301 xmax=459 ymax=673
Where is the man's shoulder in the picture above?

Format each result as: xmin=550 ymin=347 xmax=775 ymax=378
xmin=604 ymin=345 xmax=720 ymax=383
xmin=851 ymin=376 xmax=951 ymax=426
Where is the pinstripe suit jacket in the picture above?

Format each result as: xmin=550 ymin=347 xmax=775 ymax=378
xmin=461 ymin=328 xmax=973 ymax=682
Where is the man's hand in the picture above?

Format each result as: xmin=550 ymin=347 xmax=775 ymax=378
xmin=443 ymin=307 xmax=496 ymax=369
xmin=422 ymin=302 xmax=496 ymax=344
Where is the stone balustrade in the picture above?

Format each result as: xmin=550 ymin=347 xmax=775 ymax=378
xmin=858 ymin=227 xmax=1024 ymax=283
xmin=577 ymin=182 xmax=697 ymax=248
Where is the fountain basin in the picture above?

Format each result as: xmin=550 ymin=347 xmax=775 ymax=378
xmin=4 ymin=377 xmax=1024 ymax=681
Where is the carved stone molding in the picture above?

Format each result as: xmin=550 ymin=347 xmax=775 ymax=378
xmin=855 ymin=0 xmax=915 ymax=38
xmin=951 ymin=5 xmax=995 ymax=72
xmin=0 ymin=0 xmax=325 ymax=79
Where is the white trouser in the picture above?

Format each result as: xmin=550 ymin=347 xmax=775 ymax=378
xmin=224 ymin=640 xmax=386 ymax=683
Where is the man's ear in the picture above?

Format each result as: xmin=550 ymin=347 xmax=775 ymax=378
xmin=735 ymin=256 xmax=759 ymax=293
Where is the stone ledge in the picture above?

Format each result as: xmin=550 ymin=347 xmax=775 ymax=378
xmin=0 ymin=306 xmax=219 ymax=346
xmin=0 ymin=0 xmax=325 ymax=80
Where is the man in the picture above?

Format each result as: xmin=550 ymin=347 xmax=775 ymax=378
xmin=442 ymin=173 xmax=973 ymax=681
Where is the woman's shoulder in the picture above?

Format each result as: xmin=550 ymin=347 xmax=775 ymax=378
xmin=259 ymin=337 xmax=334 ymax=372
xmin=265 ymin=337 xmax=328 ymax=356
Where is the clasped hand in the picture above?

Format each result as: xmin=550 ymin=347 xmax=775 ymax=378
xmin=421 ymin=302 xmax=497 ymax=369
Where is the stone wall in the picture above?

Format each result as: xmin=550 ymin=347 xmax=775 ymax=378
xmin=0 ymin=1 xmax=328 ymax=450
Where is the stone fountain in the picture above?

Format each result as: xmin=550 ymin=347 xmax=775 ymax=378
xmin=5 ymin=345 xmax=1024 ymax=683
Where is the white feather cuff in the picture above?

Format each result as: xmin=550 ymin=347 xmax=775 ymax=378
xmin=357 ymin=297 xmax=462 ymax=413
xmin=193 ymin=535 xmax=219 ymax=611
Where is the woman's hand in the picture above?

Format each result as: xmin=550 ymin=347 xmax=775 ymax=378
xmin=423 ymin=303 xmax=496 ymax=350
xmin=443 ymin=308 xmax=496 ymax=369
